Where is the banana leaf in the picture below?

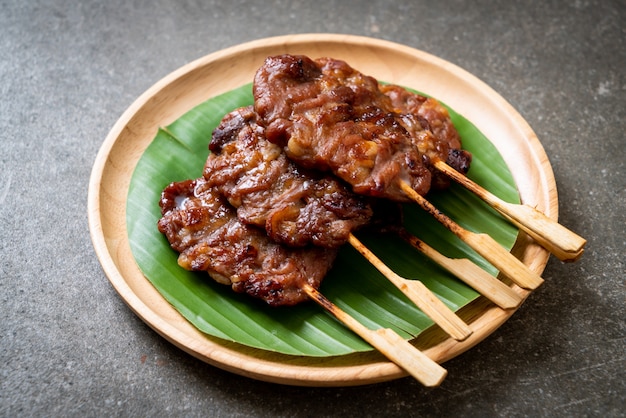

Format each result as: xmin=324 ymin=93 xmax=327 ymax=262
xmin=126 ymin=83 xmax=519 ymax=356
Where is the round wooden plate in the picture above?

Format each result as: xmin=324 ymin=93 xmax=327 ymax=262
xmin=88 ymin=34 xmax=556 ymax=386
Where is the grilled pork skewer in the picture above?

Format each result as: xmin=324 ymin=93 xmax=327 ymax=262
xmin=157 ymin=178 xmax=446 ymax=387
xmin=432 ymin=160 xmax=586 ymax=261
xmin=157 ymin=178 xmax=337 ymax=306
xmin=384 ymin=73 xmax=583 ymax=261
xmin=253 ymin=54 xmax=472 ymax=203
xmin=253 ymin=54 xmax=545 ymax=290
xmin=205 ymin=107 xmax=373 ymax=249
xmin=205 ymin=107 xmax=472 ymax=340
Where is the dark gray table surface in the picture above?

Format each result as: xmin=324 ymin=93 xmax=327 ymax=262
xmin=1 ymin=1 xmax=624 ymax=416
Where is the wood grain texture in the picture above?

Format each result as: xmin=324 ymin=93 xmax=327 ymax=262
xmin=88 ymin=34 xmax=555 ymax=386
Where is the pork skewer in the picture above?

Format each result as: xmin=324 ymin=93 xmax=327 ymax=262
xmin=157 ymin=178 xmax=337 ymax=306
xmin=253 ymin=54 xmax=545 ymax=291
xmin=382 ymin=78 xmax=583 ymax=261
xmin=157 ymin=178 xmax=447 ymax=386
xmin=432 ymin=160 xmax=586 ymax=261
xmin=205 ymin=107 xmax=472 ymax=340
xmin=253 ymin=54 xmax=473 ymax=203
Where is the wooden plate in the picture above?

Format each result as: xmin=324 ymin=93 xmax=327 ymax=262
xmin=88 ymin=34 xmax=556 ymax=386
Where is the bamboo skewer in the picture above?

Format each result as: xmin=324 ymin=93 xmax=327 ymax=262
xmin=301 ymin=283 xmax=447 ymax=387
xmin=399 ymin=181 xmax=544 ymax=290
xmin=396 ymin=229 xmax=523 ymax=310
xmin=432 ymin=160 xmax=586 ymax=261
xmin=348 ymin=234 xmax=473 ymax=342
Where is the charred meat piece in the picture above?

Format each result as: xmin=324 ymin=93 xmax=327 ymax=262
xmin=157 ymin=178 xmax=337 ymax=306
xmin=253 ymin=54 xmax=471 ymax=201
xmin=380 ymin=84 xmax=472 ymax=189
xmin=204 ymin=106 xmax=373 ymax=248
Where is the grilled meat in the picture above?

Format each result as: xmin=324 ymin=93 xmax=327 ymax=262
xmin=205 ymin=106 xmax=373 ymax=248
xmin=156 ymin=54 xmax=472 ymax=306
xmin=157 ymin=178 xmax=337 ymax=306
xmin=253 ymin=54 xmax=471 ymax=200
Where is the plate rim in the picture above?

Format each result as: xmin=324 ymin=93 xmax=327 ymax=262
xmin=88 ymin=33 xmax=555 ymax=386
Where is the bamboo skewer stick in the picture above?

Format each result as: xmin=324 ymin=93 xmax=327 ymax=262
xmin=301 ymin=283 xmax=447 ymax=387
xmin=399 ymin=181 xmax=544 ymax=290
xmin=396 ymin=229 xmax=523 ymax=310
xmin=433 ymin=160 xmax=586 ymax=262
xmin=348 ymin=234 xmax=473 ymax=342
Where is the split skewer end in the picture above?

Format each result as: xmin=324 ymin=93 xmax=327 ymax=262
xmin=432 ymin=159 xmax=586 ymax=262
xmin=302 ymin=283 xmax=447 ymax=387
xmin=348 ymin=234 xmax=473 ymax=342
xmin=398 ymin=180 xmax=544 ymax=291
xmin=398 ymin=229 xmax=523 ymax=310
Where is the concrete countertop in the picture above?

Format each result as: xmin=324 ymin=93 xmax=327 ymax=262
xmin=1 ymin=1 xmax=623 ymax=416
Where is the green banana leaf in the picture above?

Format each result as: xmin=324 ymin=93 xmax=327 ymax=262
xmin=127 ymin=83 xmax=520 ymax=357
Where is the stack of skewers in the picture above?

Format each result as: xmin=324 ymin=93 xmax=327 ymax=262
xmin=157 ymin=55 xmax=585 ymax=387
